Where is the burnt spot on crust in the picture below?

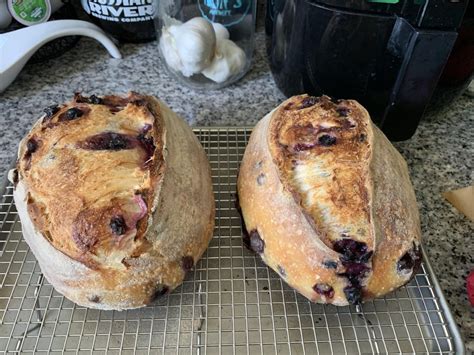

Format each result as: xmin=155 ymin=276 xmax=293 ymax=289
xmin=182 ymin=256 xmax=194 ymax=271
xmin=323 ymin=260 xmax=338 ymax=269
xmin=336 ymin=107 xmax=350 ymax=117
xmin=130 ymin=98 xmax=148 ymax=107
xmin=88 ymin=295 xmax=100 ymax=303
xmin=150 ymin=284 xmax=169 ymax=302
xmin=43 ymin=105 xmax=60 ymax=120
xmin=277 ymin=265 xmax=286 ymax=277
xmin=110 ymin=215 xmax=126 ymax=236
xmin=298 ymin=96 xmax=320 ymax=109
xmin=249 ymin=230 xmax=265 ymax=254
xmin=313 ymin=283 xmax=334 ymax=298
xmin=358 ymin=134 xmax=366 ymax=142
xmin=397 ymin=244 xmax=422 ymax=274
xmin=78 ymin=132 xmax=134 ymax=151
xmin=318 ymin=134 xmax=337 ymax=147
xmin=75 ymin=93 xmax=103 ymax=105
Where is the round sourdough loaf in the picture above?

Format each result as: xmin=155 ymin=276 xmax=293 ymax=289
xmin=237 ymin=95 xmax=422 ymax=306
xmin=11 ymin=92 xmax=215 ymax=310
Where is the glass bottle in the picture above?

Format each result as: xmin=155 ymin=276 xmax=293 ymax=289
xmin=156 ymin=0 xmax=256 ymax=89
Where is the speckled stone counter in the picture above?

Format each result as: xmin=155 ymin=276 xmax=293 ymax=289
xmin=0 ymin=25 xmax=473 ymax=351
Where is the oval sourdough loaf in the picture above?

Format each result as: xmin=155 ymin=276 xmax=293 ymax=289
xmin=237 ymin=95 xmax=422 ymax=306
xmin=11 ymin=92 xmax=215 ymax=310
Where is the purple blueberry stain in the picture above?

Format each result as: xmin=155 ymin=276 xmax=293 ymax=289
xmin=333 ymin=239 xmax=372 ymax=264
xmin=110 ymin=215 xmax=126 ymax=235
xmin=12 ymin=169 xmax=19 ymax=186
xmin=294 ymin=141 xmax=318 ymax=152
xmin=277 ymin=265 xmax=286 ymax=277
xmin=257 ymin=173 xmax=266 ymax=186
xmin=336 ymin=107 xmax=350 ymax=117
xmin=151 ymin=284 xmax=169 ymax=301
xmin=344 ymin=284 xmax=362 ymax=304
xmin=89 ymin=95 xmax=103 ymax=104
xmin=88 ymin=295 xmax=100 ymax=303
xmin=323 ymin=260 xmax=338 ymax=269
xmin=318 ymin=134 xmax=337 ymax=147
xmin=397 ymin=244 xmax=422 ymax=274
xmin=334 ymin=238 xmax=373 ymax=304
xmin=249 ymin=230 xmax=265 ymax=254
xmin=182 ymin=256 xmax=194 ymax=271
xmin=59 ymin=107 xmax=83 ymax=121
xmin=313 ymin=283 xmax=335 ymax=298
xmin=79 ymin=132 xmax=133 ymax=151
xmin=43 ymin=105 xmax=59 ymax=119
xmin=137 ymin=132 xmax=155 ymax=163
xmin=299 ymin=96 xmax=319 ymax=109
xmin=26 ymin=138 xmax=38 ymax=155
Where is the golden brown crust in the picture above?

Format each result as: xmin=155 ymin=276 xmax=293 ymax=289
xmin=238 ymin=95 xmax=422 ymax=306
xmin=13 ymin=93 xmax=215 ymax=310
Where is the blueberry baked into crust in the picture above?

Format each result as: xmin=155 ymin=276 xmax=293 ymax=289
xmin=10 ymin=93 xmax=215 ymax=310
xmin=237 ymin=95 xmax=422 ymax=306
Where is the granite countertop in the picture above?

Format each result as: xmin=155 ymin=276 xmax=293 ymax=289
xmin=0 ymin=21 xmax=473 ymax=352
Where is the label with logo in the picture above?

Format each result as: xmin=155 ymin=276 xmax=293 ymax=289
xmin=81 ymin=0 xmax=155 ymax=23
xmin=198 ymin=0 xmax=250 ymax=27
xmin=8 ymin=0 xmax=51 ymax=26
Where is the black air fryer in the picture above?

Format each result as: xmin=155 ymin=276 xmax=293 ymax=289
xmin=266 ymin=0 xmax=471 ymax=140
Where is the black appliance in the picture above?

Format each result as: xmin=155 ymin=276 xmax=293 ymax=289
xmin=266 ymin=0 xmax=471 ymax=140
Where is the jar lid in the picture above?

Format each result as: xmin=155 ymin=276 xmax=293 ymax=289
xmin=7 ymin=0 xmax=52 ymax=26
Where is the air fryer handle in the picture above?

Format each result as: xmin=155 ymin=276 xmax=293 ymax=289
xmin=381 ymin=17 xmax=458 ymax=140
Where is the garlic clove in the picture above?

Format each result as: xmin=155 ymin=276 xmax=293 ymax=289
xmin=159 ymin=26 xmax=183 ymax=74
xmin=202 ymin=39 xmax=246 ymax=83
xmin=212 ymin=22 xmax=230 ymax=41
xmin=174 ymin=17 xmax=216 ymax=77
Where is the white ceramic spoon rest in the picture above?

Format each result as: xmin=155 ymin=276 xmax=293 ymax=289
xmin=0 ymin=20 xmax=122 ymax=93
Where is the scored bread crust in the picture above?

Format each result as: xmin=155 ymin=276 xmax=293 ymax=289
xmin=237 ymin=95 xmax=421 ymax=305
xmin=11 ymin=93 xmax=215 ymax=310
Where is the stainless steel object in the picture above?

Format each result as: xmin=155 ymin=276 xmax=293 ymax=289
xmin=0 ymin=127 xmax=465 ymax=354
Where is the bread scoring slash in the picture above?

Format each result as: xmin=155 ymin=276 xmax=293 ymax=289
xmin=237 ymin=95 xmax=422 ymax=306
xmin=11 ymin=92 xmax=215 ymax=310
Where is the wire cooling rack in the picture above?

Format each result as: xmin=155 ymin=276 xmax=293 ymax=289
xmin=0 ymin=127 xmax=465 ymax=354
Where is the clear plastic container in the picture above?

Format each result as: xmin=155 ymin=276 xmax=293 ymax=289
xmin=156 ymin=0 xmax=256 ymax=89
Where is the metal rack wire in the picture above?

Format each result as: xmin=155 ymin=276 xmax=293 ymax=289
xmin=0 ymin=127 xmax=464 ymax=354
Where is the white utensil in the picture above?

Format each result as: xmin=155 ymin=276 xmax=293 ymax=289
xmin=0 ymin=19 xmax=121 ymax=93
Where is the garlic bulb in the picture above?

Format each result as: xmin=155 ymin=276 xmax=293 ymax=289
xmin=202 ymin=39 xmax=246 ymax=83
xmin=159 ymin=25 xmax=183 ymax=74
xmin=174 ymin=17 xmax=216 ymax=77
xmin=160 ymin=16 xmax=247 ymax=84
xmin=212 ymin=22 xmax=230 ymax=41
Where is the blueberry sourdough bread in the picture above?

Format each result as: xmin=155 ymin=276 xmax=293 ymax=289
xmin=237 ymin=95 xmax=422 ymax=306
xmin=9 ymin=93 xmax=215 ymax=310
